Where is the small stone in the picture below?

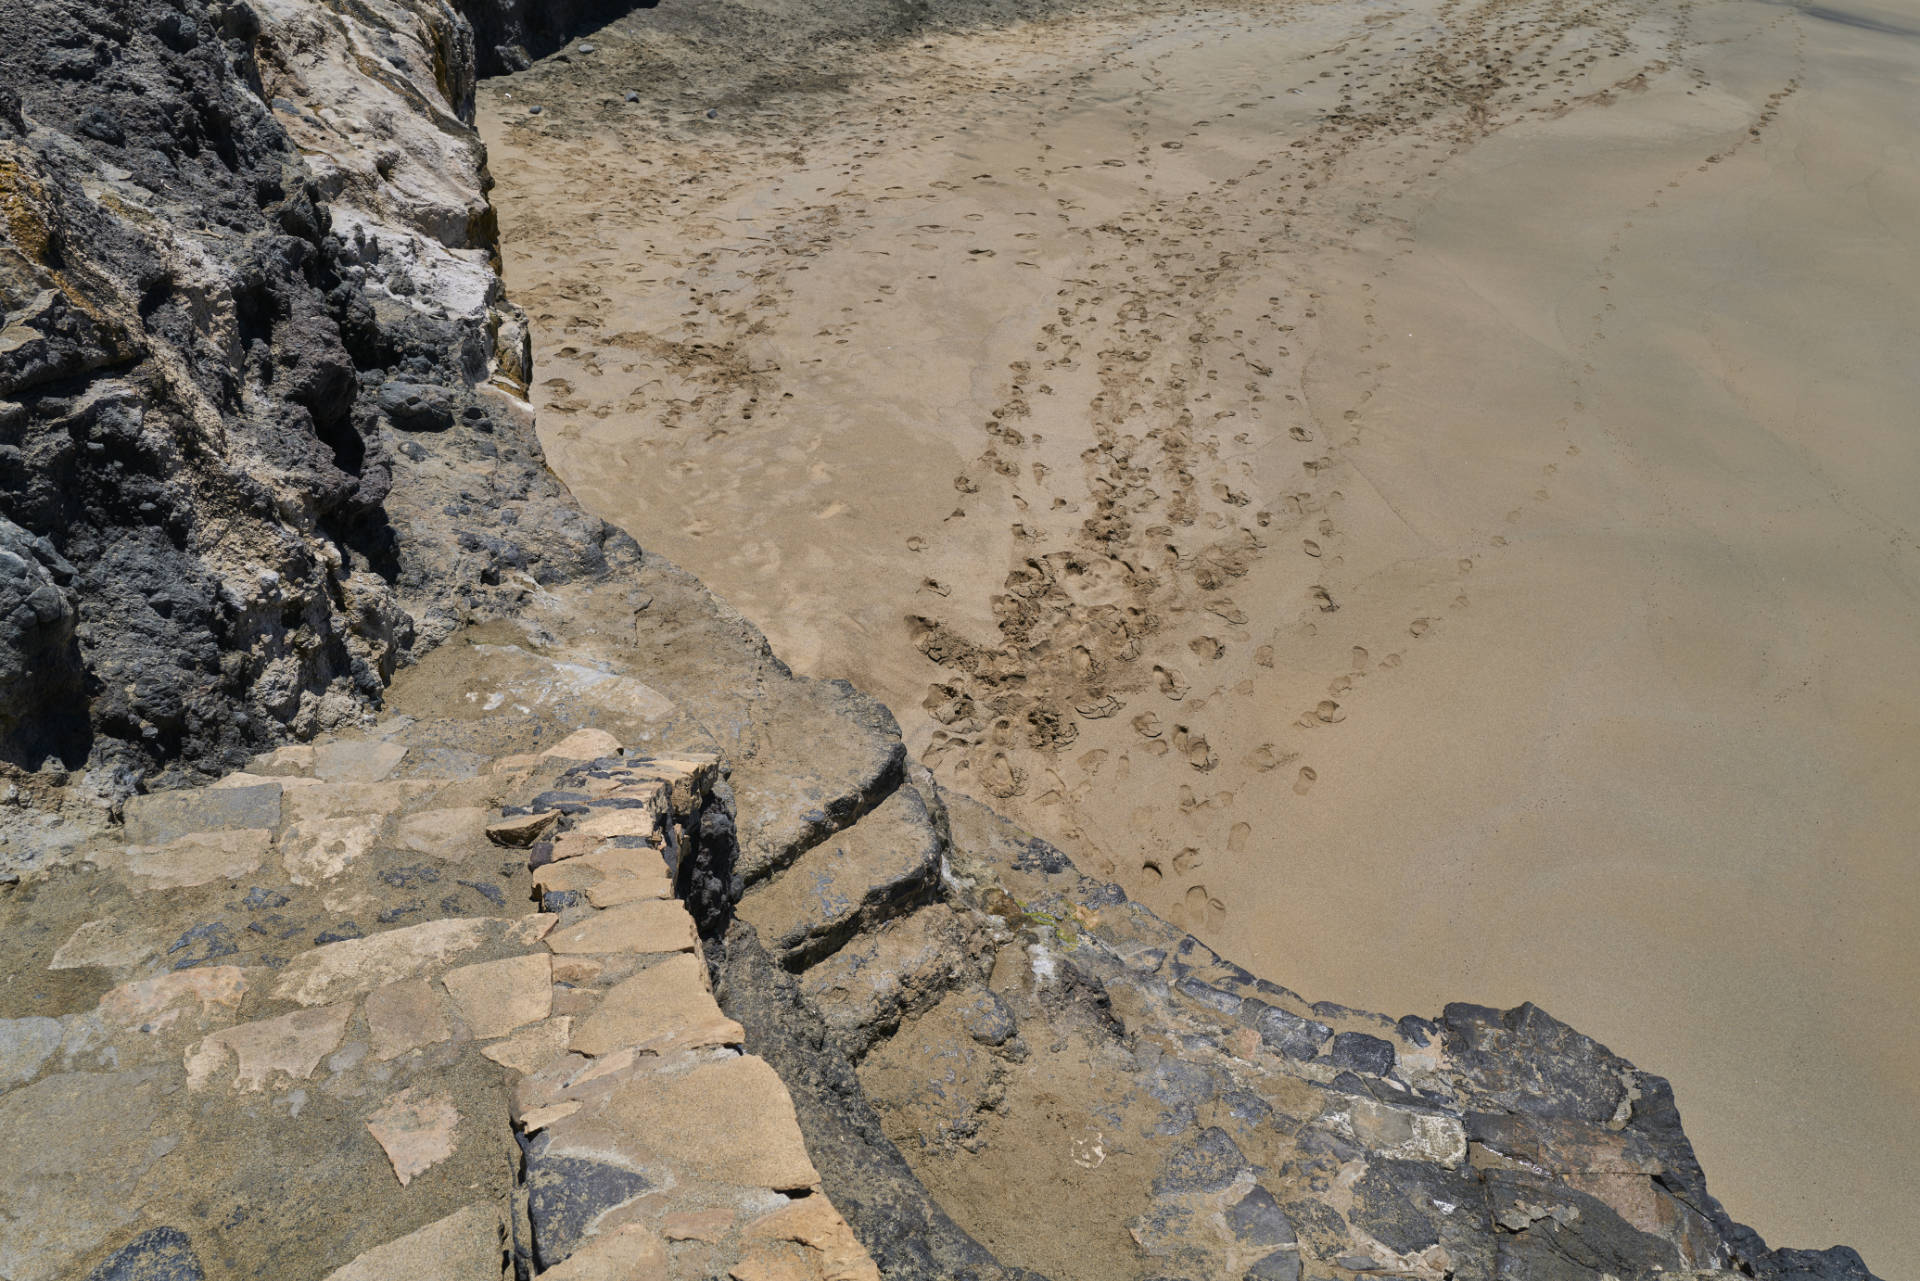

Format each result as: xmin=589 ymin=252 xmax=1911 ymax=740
xmin=186 ymin=1003 xmax=353 ymax=1091
xmin=960 ymin=991 xmax=1017 ymax=1046
xmin=1226 ymin=1187 xmax=1296 ymax=1248
xmin=544 ymin=899 xmax=697 ymax=955
xmin=365 ymin=979 xmax=452 ymax=1060
xmin=443 ymin=952 xmax=552 ymax=1038
xmin=528 ymin=104 xmax=543 ymax=115
xmin=366 ymin=1087 xmax=460 ymax=1185
xmin=624 ymin=92 xmax=639 ymax=103
xmin=319 ymin=1205 xmax=502 ymax=1281
xmin=488 ymin=810 xmax=560 ymax=847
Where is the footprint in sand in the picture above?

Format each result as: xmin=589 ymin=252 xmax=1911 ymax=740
xmin=1154 ymin=665 xmax=1190 ymax=700
xmin=1189 ymin=636 xmax=1224 ymax=660
xmin=1293 ymin=765 xmax=1318 ymax=795
xmin=1133 ymin=710 xmax=1164 ymax=738
xmin=1302 ymin=539 xmax=1322 ymax=557
xmin=1409 ymin=617 xmax=1432 ymax=637
xmin=1313 ymin=700 xmax=1345 ymax=723
xmin=1184 ymin=885 xmax=1228 ymax=930
xmin=1141 ymin=859 xmax=1164 ymax=883
xmin=1173 ymin=847 xmax=1203 ymax=873
xmin=1255 ymin=645 xmax=1275 ymax=667
xmin=1227 ymin=822 xmax=1252 ymax=853
xmin=979 ymin=750 xmax=1027 ymax=798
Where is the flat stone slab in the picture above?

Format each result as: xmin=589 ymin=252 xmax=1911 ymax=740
xmin=570 ymin=953 xmax=743 ymax=1057
xmin=319 ymin=1205 xmax=503 ymax=1281
xmin=545 ymin=899 xmax=698 ymax=955
xmin=738 ymin=784 xmax=941 ymax=969
xmin=271 ymin=918 xmax=521 ymax=1006
xmin=122 ymin=783 xmax=282 ymax=846
xmin=122 ymin=829 xmax=271 ymax=891
xmin=539 ymin=1054 xmax=820 ymax=1193
xmin=443 ymin=952 xmax=553 ymax=1038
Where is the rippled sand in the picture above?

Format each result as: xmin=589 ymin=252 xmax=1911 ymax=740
xmin=479 ymin=0 xmax=1920 ymax=1265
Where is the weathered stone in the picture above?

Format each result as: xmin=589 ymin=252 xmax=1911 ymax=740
xmin=96 ymin=968 xmax=247 ymax=1034
xmin=1244 ymin=1248 xmax=1303 ymax=1281
xmin=569 ymin=953 xmax=743 ymax=1057
xmin=271 ymin=918 xmax=503 ymax=1005
xmin=731 ymin=1196 xmax=881 ymax=1281
xmin=1248 ymin=1001 xmax=1332 ymax=1061
xmin=366 ymin=1087 xmax=460 ymax=1185
xmin=282 ymin=782 xmax=431 ymax=827
xmin=798 ymin=904 xmax=973 ymax=1050
xmin=542 ymin=728 xmax=624 ymax=761
xmin=312 ymin=739 xmax=409 ymax=783
xmin=537 ymin=1224 xmax=667 ymax=1281
xmin=186 ymin=1003 xmax=353 ymax=1091
xmin=540 ymin=1054 xmax=819 ymax=1192
xmin=544 ymin=899 xmax=698 ymax=955
xmin=319 ymin=1205 xmax=503 ymax=1281
xmin=1330 ymin=1031 xmax=1397 ymax=1076
xmin=84 ymin=1226 xmax=206 ymax=1281
xmin=443 ymin=952 xmax=553 ymax=1038
xmin=489 ymin=810 xmax=561 ymax=847
xmin=122 ymin=785 xmax=282 ymax=846
xmin=571 ymin=805 xmax=667 ymax=842
xmin=0 ymin=1016 xmax=63 ymax=1089
xmin=123 ymin=830 xmax=271 ymax=891
xmin=738 ymin=784 xmax=941 ymax=968
xmin=524 ymin=1149 xmax=654 ymax=1271
xmin=282 ymin=814 xmax=384 ymax=886
xmin=483 ymin=1016 xmax=574 ymax=1074
xmin=1153 ymin=1127 xmax=1249 ymax=1196
xmin=365 ymin=978 xmax=452 ymax=1060
xmin=49 ymin=919 xmax=166 ymax=970
xmin=394 ymin=807 xmax=494 ymax=856
xmin=1226 ymin=1187 xmax=1296 ymax=1248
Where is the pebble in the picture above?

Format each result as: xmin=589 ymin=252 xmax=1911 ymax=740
xmin=626 ymin=92 xmax=639 ymax=103
xmin=528 ymin=105 xmax=543 ymax=115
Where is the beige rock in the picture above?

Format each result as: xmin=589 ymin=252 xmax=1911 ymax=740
xmin=394 ymin=807 xmax=494 ymax=856
xmin=546 ymin=831 xmax=608 ymax=863
xmin=97 ymin=967 xmax=247 ymax=1033
xmin=122 ymin=829 xmax=272 ymax=891
xmin=572 ymin=806 xmax=665 ymax=842
xmin=271 ymin=918 xmax=502 ymax=1006
xmin=731 ymin=1196 xmax=880 ymax=1281
xmin=313 ymin=739 xmax=409 ymax=783
xmin=483 ymin=1016 xmax=573 ymax=1074
xmin=663 ymin=1209 xmax=735 ymax=1243
xmin=538 ymin=1224 xmax=667 ymax=1281
xmin=443 ymin=952 xmax=552 ymax=1038
xmin=551 ymin=988 xmax=600 ymax=1018
xmin=587 ymin=867 xmax=673 ymax=908
xmin=570 ymin=954 xmax=742 ymax=1057
xmin=49 ymin=918 xmax=165 ymax=970
xmin=488 ymin=809 xmax=560 ymax=847
xmin=542 ymin=1054 xmax=819 ymax=1192
xmin=282 ymin=814 xmax=383 ymax=885
xmin=186 ymin=1003 xmax=352 ymax=1091
xmin=542 ymin=728 xmax=624 ymax=761
xmin=249 ymin=744 xmax=316 ymax=776
xmin=282 ymin=780 xmax=432 ymax=826
xmin=491 ymin=752 xmax=547 ymax=774
xmin=545 ymin=899 xmax=698 ymax=955
xmin=511 ymin=914 xmax=560 ymax=946
xmin=366 ymin=1087 xmax=460 ymax=1185
xmin=517 ymin=1099 xmax=582 ymax=1133
xmin=319 ymin=1204 xmax=503 ymax=1281
xmin=365 ymin=978 xmax=452 ymax=1060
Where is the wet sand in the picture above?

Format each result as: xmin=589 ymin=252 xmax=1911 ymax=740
xmin=478 ymin=0 xmax=1920 ymax=1265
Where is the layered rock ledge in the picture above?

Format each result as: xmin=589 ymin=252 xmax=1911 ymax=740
xmin=0 ymin=2 xmax=1884 ymax=1280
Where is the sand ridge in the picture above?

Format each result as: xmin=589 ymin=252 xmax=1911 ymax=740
xmin=478 ymin=0 xmax=1920 ymax=1267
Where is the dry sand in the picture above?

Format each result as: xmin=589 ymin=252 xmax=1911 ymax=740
xmin=478 ymin=0 xmax=1920 ymax=1266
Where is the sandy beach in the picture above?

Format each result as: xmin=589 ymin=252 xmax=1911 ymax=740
xmin=478 ymin=0 xmax=1920 ymax=1267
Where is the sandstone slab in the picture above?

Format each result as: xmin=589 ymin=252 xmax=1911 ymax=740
xmin=542 ymin=728 xmax=623 ymax=761
xmin=732 ymin=1196 xmax=880 ymax=1281
xmin=545 ymin=899 xmax=698 ymax=955
xmin=122 ymin=784 xmax=282 ymax=847
xmin=281 ymin=814 xmax=384 ymax=885
xmin=319 ymin=1205 xmax=502 ymax=1281
xmin=312 ymin=739 xmax=409 ymax=783
xmin=186 ymin=1004 xmax=353 ymax=1091
xmin=97 ymin=967 xmax=248 ymax=1034
xmin=271 ymin=918 xmax=502 ymax=1005
xmin=444 ymin=952 xmax=553 ymax=1038
xmin=123 ymin=829 xmax=271 ymax=891
xmin=394 ymin=807 xmax=494 ymax=856
xmin=483 ymin=1016 xmax=574 ymax=1074
xmin=366 ymin=1087 xmax=460 ymax=1185
xmin=569 ymin=953 xmax=743 ymax=1058
xmin=365 ymin=978 xmax=452 ymax=1060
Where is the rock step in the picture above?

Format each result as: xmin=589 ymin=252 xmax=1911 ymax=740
xmin=494 ymin=750 xmax=881 ymax=1280
xmin=736 ymin=782 xmax=944 ymax=972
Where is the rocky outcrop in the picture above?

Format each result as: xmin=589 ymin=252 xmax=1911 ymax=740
xmin=0 ymin=0 xmax=630 ymax=809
